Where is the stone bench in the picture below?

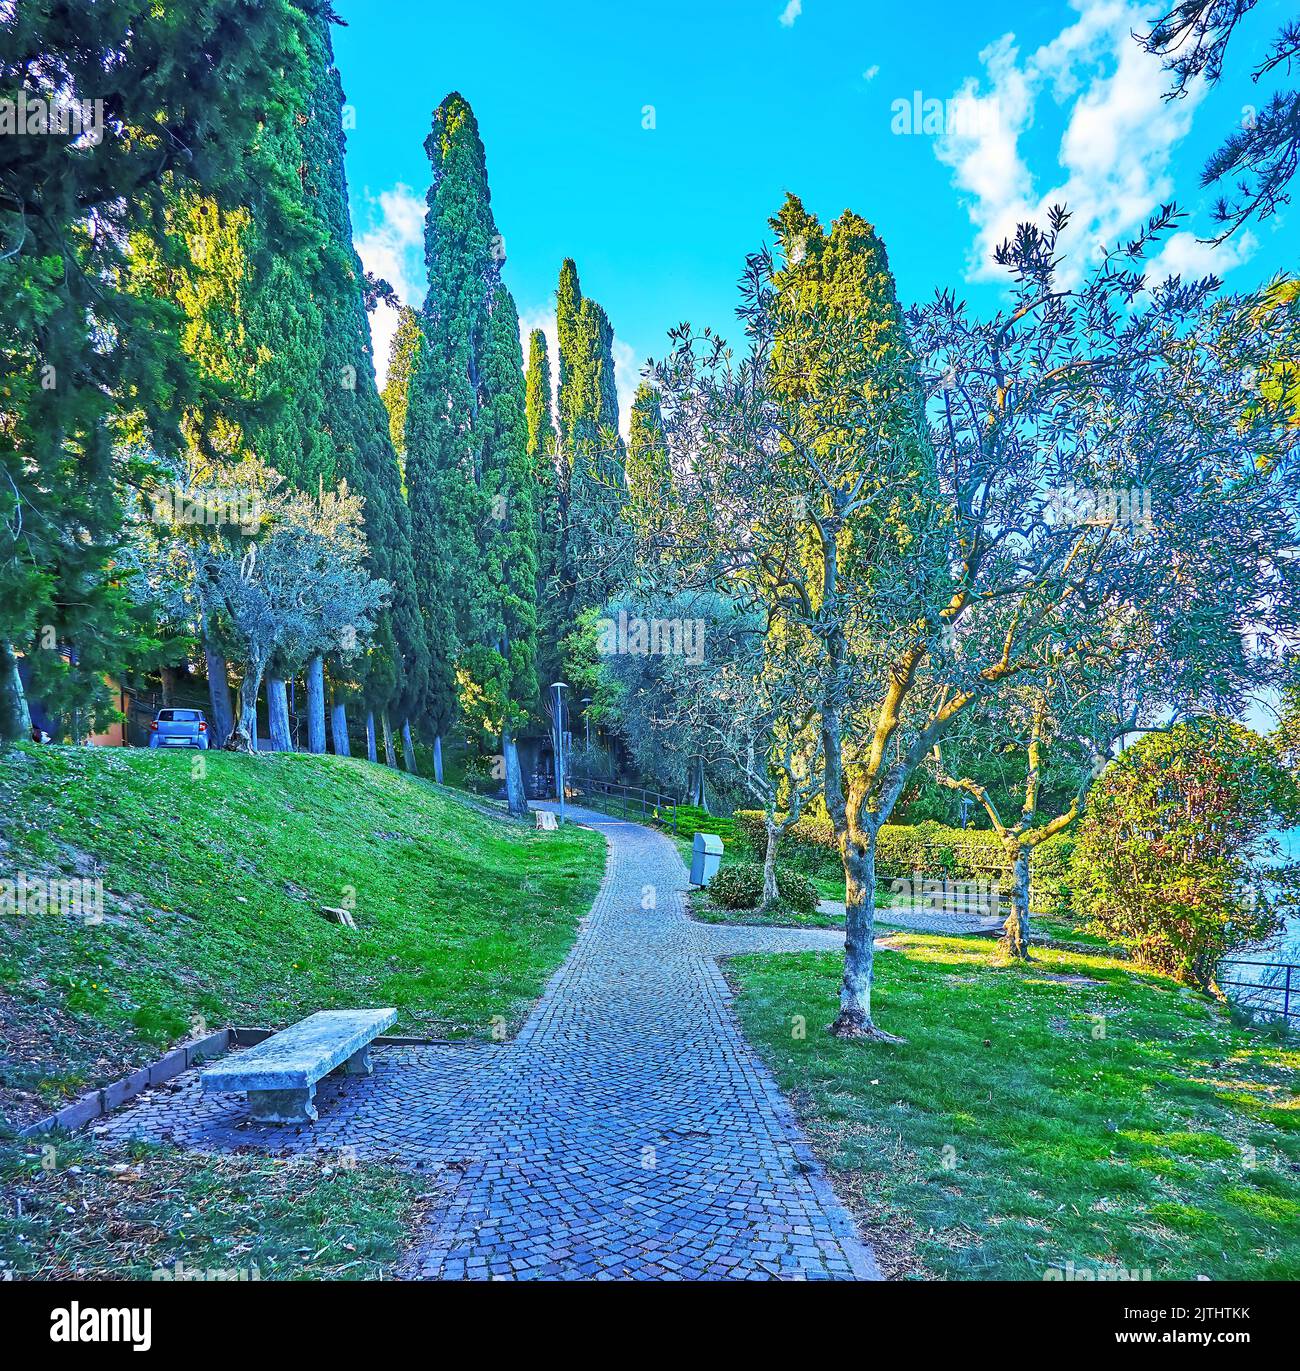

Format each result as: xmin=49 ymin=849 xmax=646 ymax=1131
xmin=200 ymin=1008 xmax=397 ymax=1123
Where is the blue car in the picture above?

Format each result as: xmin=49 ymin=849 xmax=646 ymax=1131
xmin=149 ymin=708 xmax=209 ymax=749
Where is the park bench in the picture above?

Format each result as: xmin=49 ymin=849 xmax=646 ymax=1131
xmin=200 ymin=1008 xmax=397 ymax=1123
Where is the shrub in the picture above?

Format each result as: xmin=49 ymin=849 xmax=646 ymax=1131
xmin=734 ymin=809 xmax=1082 ymax=915
xmin=1029 ymin=831 xmax=1075 ymax=915
xmin=706 ymin=861 xmax=821 ymax=914
xmin=775 ymin=867 xmax=820 ymax=915
xmin=707 ymin=862 xmax=765 ymax=909
xmin=1071 ymin=718 xmax=1300 ymax=988
xmin=734 ymin=811 xmax=1011 ymax=886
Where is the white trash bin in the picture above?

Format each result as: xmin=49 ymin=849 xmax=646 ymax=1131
xmin=690 ymin=832 xmax=724 ymax=886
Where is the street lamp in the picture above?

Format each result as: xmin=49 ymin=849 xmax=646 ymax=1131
xmin=551 ymin=681 xmax=569 ymax=824
xmin=581 ymin=697 xmax=592 ymax=752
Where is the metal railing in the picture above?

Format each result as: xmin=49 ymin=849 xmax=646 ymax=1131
xmin=1218 ymin=959 xmax=1298 ymax=1024
xmin=569 ymin=776 xmax=679 ymax=834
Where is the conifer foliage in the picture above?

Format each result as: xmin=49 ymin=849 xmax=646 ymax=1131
xmin=404 ymin=93 xmax=539 ymax=810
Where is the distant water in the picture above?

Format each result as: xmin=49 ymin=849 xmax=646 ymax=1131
xmin=1262 ymin=828 xmax=1300 ymax=964
xmin=1225 ymin=830 xmax=1300 ymax=1014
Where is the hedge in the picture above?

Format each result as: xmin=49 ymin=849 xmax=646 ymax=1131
xmin=674 ymin=806 xmax=735 ymax=844
xmin=732 ymin=811 xmax=1075 ymax=913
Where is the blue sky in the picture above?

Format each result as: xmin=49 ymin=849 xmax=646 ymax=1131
xmin=336 ymin=0 xmax=1297 ymax=418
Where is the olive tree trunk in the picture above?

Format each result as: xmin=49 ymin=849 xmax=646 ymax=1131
xmin=381 ymin=711 xmax=397 ymax=767
xmin=1001 ymin=843 xmax=1033 ymax=960
xmin=305 ymin=655 xmax=327 ymax=755
xmin=231 ymin=667 xmax=263 ymax=752
xmin=761 ymin=821 xmax=781 ymax=910
xmin=202 ymin=638 xmax=234 ymax=750
xmin=830 ymin=834 xmax=888 ymax=1038
xmin=266 ymin=676 xmax=293 ymax=752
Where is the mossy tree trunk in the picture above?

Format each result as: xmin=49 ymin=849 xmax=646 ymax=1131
xmin=267 ymin=676 xmax=293 ymax=752
xmin=401 ymin=719 xmax=417 ymax=773
xmin=761 ymin=821 xmax=781 ymax=910
xmin=330 ymin=697 xmax=350 ymax=756
xmin=0 ymin=641 xmax=32 ymax=741
xmin=1002 ymin=843 xmax=1032 ymax=960
xmin=833 ymin=832 xmax=880 ymax=1036
xmin=502 ymin=724 xmax=527 ymax=817
xmin=305 ymin=655 xmax=327 ymax=755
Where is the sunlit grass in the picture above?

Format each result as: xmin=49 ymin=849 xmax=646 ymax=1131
xmin=730 ymin=931 xmax=1300 ymax=1280
xmin=0 ymin=744 xmax=604 ymax=1125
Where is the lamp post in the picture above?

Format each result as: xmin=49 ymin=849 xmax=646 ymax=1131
xmin=551 ymin=681 xmax=569 ymax=824
xmin=582 ymin=697 xmax=591 ymax=752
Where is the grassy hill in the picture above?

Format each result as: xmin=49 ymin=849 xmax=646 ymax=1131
xmin=732 ymin=933 xmax=1300 ymax=1280
xmin=0 ymin=743 xmax=604 ymax=1131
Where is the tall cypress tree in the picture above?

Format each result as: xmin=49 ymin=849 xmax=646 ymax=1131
xmin=555 ymin=262 xmax=625 ymax=617
xmin=624 ymin=381 xmax=674 ymax=547
xmin=301 ymin=11 xmax=428 ymax=761
xmin=555 ymin=258 xmax=583 ymax=453
xmin=404 ymin=92 xmax=502 ymax=784
xmin=525 ymin=328 xmax=565 ymax=692
xmin=381 ymin=305 xmax=422 ymax=461
xmin=525 ymin=328 xmax=556 ymax=472
xmin=468 ymin=285 xmax=539 ymax=814
xmin=0 ymin=0 xmax=307 ymax=741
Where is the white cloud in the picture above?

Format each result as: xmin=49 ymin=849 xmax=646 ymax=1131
xmin=611 ymin=335 xmax=643 ymax=442
xmin=863 ymin=65 xmax=880 ymax=82
xmin=353 ymin=183 xmax=426 ymax=386
xmin=779 ymin=0 xmax=802 ymax=28
xmin=933 ymin=0 xmax=1256 ymax=287
xmin=1145 ymin=227 xmax=1259 ymax=283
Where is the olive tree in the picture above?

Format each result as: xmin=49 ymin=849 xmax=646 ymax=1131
xmin=174 ymin=470 xmax=389 ymax=751
xmin=653 ymin=197 xmax=1300 ymax=1039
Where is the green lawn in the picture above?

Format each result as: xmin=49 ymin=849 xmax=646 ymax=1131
xmin=730 ymin=934 xmax=1300 ymax=1280
xmin=0 ymin=1133 xmax=435 ymax=1279
xmin=0 ymin=743 xmax=604 ymax=1129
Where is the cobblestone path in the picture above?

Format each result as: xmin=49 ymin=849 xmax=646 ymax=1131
xmin=99 ymin=806 xmax=880 ymax=1280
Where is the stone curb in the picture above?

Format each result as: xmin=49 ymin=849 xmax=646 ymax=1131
xmin=703 ymin=955 xmax=883 ymax=1282
xmin=17 ymin=1027 xmax=454 ymax=1138
xmin=18 ymin=1029 xmax=230 ymax=1137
